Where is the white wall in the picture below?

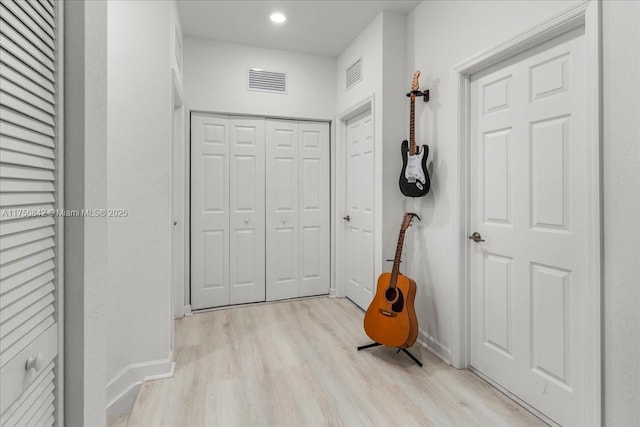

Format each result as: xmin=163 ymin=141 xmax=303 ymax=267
xmin=184 ymin=39 xmax=336 ymax=120
xmin=64 ymin=1 xmax=108 ymax=425
xmin=336 ymin=13 xmax=384 ymax=283
xmin=602 ymin=1 xmax=640 ymax=425
xmin=381 ymin=12 xmax=410 ymax=281
xmin=105 ymin=0 xmax=177 ymax=418
xmin=336 ymin=14 xmax=383 ymax=115
xmin=336 ymin=11 xmax=408 ymax=285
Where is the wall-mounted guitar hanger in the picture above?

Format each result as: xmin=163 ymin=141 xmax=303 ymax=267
xmin=406 ymin=89 xmax=429 ymax=102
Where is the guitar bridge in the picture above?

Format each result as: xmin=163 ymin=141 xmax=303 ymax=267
xmin=379 ymin=309 xmax=397 ymax=317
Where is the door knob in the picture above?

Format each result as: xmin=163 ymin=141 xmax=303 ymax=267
xmin=343 ymin=215 xmax=350 ymax=222
xmin=244 ymin=218 xmax=249 ymax=224
xmin=468 ymin=232 xmax=485 ymax=243
xmin=281 ymin=218 xmax=287 ymax=224
xmin=25 ymin=353 xmax=44 ymax=372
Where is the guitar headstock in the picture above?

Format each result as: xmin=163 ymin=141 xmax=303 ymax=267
xmin=400 ymin=212 xmax=420 ymax=231
xmin=411 ymin=70 xmax=421 ymax=92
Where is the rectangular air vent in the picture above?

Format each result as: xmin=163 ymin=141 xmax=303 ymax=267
xmin=248 ymin=68 xmax=287 ymax=94
xmin=346 ymin=57 xmax=363 ymax=90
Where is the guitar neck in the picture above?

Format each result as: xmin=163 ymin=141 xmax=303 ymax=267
xmin=409 ymin=97 xmax=416 ymax=154
xmin=389 ymin=229 xmax=407 ymax=289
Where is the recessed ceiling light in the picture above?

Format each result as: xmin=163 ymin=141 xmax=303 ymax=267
xmin=270 ymin=12 xmax=286 ymax=24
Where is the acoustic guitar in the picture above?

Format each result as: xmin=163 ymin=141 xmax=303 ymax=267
xmin=399 ymin=71 xmax=430 ymax=197
xmin=363 ymin=213 xmax=419 ymax=348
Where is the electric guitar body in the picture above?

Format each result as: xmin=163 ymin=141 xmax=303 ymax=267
xmin=399 ymin=139 xmax=430 ymax=197
xmin=399 ymin=70 xmax=430 ymax=198
xmin=363 ymin=213 xmax=419 ymax=348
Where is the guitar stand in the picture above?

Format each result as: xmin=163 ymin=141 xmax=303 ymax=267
xmin=357 ymin=342 xmax=423 ymax=367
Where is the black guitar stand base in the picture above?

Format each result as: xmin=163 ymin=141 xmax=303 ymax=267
xmin=357 ymin=342 xmax=423 ymax=367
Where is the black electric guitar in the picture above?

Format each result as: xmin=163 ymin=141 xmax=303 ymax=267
xmin=399 ymin=71 xmax=430 ymax=197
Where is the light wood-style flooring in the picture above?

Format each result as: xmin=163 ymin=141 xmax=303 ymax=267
xmin=127 ymin=297 xmax=545 ymax=426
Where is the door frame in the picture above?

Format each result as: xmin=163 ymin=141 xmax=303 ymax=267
xmin=170 ymin=68 xmax=185 ymax=324
xmin=334 ymin=96 xmax=375 ymax=299
xmin=451 ymin=1 xmax=602 ymax=424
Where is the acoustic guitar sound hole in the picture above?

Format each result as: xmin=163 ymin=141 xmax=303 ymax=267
xmin=385 ymin=288 xmax=398 ymax=302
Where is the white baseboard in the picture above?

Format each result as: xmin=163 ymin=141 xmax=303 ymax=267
xmin=417 ymin=329 xmax=452 ymax=365
xmin=184 ymin=304 xmax=193 ymax=316
xmin=106 ymin=351 xmax=175 ymax=420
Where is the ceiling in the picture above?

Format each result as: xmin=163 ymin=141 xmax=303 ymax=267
xmin=177 ymin=1 xmax=420 ymax=57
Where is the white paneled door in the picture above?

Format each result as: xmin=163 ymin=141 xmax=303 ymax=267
xmin=191 ymin=114 xmax=231 ymax=309
xmin=297 ymin=122 xmax=330 ymax=297
xmin=229 ymin=119 xmax=265 ymax=305
xmin=266 ymin=120 xmax=299 ymax=301
xmin=344 ymin=110 xmax=374 ymax=310
xmin=191 ymin=114 xmax=265 ymax=309
xmin=469 ymin=27 xmax=588 ymax=425
xmin=192 ymin=114 xmax=329 ymax=310
xmin=265 ymin=120 xmax=330 ymax=301
xmin=0 ymin=0 xmax=59 ymax=425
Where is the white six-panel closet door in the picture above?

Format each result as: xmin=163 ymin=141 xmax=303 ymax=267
xmin=228 ymin=118 xmax=265 ymax=305
xmin=266 ymin=120 xmax=329 ymax=301
xmin=0 ymin=0 xmax=59 ymax=425
xmin=190 ymin=114 xmax=230 ymax=309
xmin=297 ymin=122 xmax=330 ymax=297
xmin=190 ymin=114 xmax=267 ymax=309
xmin=266 ymin=120 xmax=300 ymax=301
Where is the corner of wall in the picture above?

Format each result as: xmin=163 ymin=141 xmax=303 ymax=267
xmin=381 ymin=10 xmax=408 ymax=268
xmin=106 ymin=352 xmax=175 ymax=421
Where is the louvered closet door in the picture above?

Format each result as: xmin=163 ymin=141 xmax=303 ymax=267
xmin=0 ymin=1 xmax=59 ymax=426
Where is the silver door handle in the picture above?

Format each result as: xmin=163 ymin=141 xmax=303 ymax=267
xmin=343 ymin=215 xmax=350 ymax=222
xmin=468 ymin=232 xmax=485 ymax=242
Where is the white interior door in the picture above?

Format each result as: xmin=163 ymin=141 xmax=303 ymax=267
xmin=266 ymin=120 xmax=299 ymax=301
xmin=344 ymin=110 xmax=375 ymax=310
xmin=190 ymin=114 xmax=230 ymax=309
xmin=298 ymin=121 xmax=330 ymax=297
xmin=266 ymin=120 xmax=330 ymax=301
xmin=228 ymin=118 xmax=265 ymax=305
xmin=469 ymin=27 xmax=588 ymax=425
xmin=0 ymin=0 xmax=59 ymax=424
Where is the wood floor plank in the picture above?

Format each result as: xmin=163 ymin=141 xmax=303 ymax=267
xmin=128 ymin=297 xmax=545 ymax=427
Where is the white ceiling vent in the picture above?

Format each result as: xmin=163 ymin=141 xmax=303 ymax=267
xmin=248 ymin=68 xmax=287 ymax=94
xmin=346 ymin=57 xmax=363 ymax=90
